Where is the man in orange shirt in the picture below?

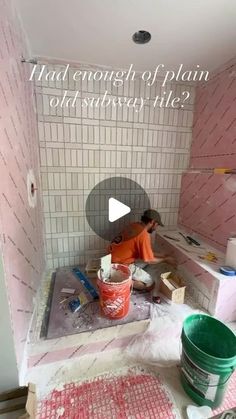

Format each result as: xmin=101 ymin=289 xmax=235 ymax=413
xmin=109 ymin=209 xmax=176 ymax=290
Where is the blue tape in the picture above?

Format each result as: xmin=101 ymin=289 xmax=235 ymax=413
xmin=219 ymin=266 xmax=236 ymax=276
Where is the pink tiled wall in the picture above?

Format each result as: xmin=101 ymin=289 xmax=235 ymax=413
xmin=179 ymin=58 xmax=236 ymax=250
xmin=179 ymin=172 xmax=236 ymax=250
xmin=190 ymin=58 xmax=236 ymax=169
xmin=0 ymin=0 xmax=44 ymax=369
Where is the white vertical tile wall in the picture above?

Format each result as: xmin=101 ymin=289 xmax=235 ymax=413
xmin=35 ymin=65 xmax=194 ymax=268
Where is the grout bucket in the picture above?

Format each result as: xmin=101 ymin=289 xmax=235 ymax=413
xmin=97 ymin=264 xmax=132 ymax=319
xmin=180 ymin=314 xmax=236 ymax=408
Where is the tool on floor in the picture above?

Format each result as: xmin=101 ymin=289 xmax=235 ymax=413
xmin=198 ymin=252 xmax=218 ymax=263
xmin=68 ymin=292 xmax=89 ymax=313
xmin=59 ymin=295 xmax=71 ymax=304
xmin=179 ymin=232 xmax=192 ymax=245
xmin=152 ymin=296 xmax=161 ymax=304
xmin=60 ymin=288 xmax=75 ymax=294
xmin=69 ymin=298 xmax=81 ymax=313
xmin=163 ymin=234 xmax=180 ymax=241
xmin=186 ymin=236 xmax=200 ymax=246
xmin=73 ymin=268 xmax=99 ymax=299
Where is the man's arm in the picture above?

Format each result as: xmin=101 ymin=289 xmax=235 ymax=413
xmin=136 ymin=231 xmax=177 ymax=267
xmin=135 ymin=255 xmax=177 ymax=267
xmin=154 ymin=251 xmax=168 ymax=258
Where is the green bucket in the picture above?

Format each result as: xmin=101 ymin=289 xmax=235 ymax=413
xmin=180 ymin=314 xmax=236 ymax=408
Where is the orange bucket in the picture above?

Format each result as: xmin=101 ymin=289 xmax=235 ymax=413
xmin=97 ymin=264 xmax=132 ymax=319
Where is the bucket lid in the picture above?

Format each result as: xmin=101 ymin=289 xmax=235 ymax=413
xmin=220 ymin=266 xmax=236 ymax=276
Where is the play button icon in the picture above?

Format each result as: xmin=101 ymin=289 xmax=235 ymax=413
xmin=85 ymin=176 xmax=150 ymax=241
xmin=109 ymin=198 xmax=131 ymax=222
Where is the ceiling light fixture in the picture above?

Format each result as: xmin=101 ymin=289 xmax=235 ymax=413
xmin=132 ymin=30 xmax=151 ymax=44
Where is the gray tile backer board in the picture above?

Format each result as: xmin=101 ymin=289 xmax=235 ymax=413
xmin=45 ymin=267 xmax=150 ymax=339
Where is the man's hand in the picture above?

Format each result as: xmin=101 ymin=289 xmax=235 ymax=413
xmin=154 ymin=252 xmax=168 ymax=258
xmin=135 ymin=255 xmax=178 ymax=267
xmin=164 ymin=256 xmax=177 ymax=268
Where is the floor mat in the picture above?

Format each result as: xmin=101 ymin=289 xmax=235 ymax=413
xmin=45 ymin=268 xmax=150 ymax=339
xmin=37 ymin=367 xmax=180 ymax=419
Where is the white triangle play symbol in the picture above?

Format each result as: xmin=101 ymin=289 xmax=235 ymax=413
xmin=109 ymin=198 xmax=131 ymax=222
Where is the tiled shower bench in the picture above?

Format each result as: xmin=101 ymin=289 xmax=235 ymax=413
xmin=156 ymin=229 xmax=236 ymax=322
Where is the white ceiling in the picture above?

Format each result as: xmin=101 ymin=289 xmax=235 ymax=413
xmin=15 ymin=0 xmax=236 ymax=71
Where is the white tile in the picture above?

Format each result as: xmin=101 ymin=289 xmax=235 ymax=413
xmin=105 ymin=150 xmax=110 ymax=168
xmin=140 ymin=80 xmax=145 ymax=98
xmin=128 ymin=107 xmax=134 ymax=122
xmin=47 ymin=173 xmax=54 ymax=190
xmin=59 ymin=149 xmax=65 ymax=166
xmin=149 ymin=106 xmax=154 ymax=124
xmin=61 ymin=196 xmax=67 ymax=212
xmin=63 ymin=238 xmax=69 ymax=252
xmin=60 ymin=174 xmax=66 ymax=189
xmin=116 ymin=128 xmax=121 ymax=145
xmin=49 ymin=123 xmax=56 ymax=142
xmin=54 ymin=173 xmax=60 ymax=190
xmin=70 ymin=125 xmax=76 ymax=142
xmin=52 ymin=149 xmax=59 ymax=166
xmin=82 ymin=104 xmax=88 ymax=118
xmin=121 ymin=152 xmax=127 ymax=168
xmin=46 ymin=148 xmax=53 ymax=166
xmin=77 ymin=150 xmax=82 ymax=167
xmin=105 ymin=127 xmax=111 ymax=144
xmin=71 ymin=150 xmax=77 ymax=166
xmin=42 ymin=195 xmax=49 ymax=212
xmin=43 ymin=95 xmax=50 ymax=114
xmin=43 ymin=123 xmax=51 ymax=141
xmin=117 ymin=106 xmax=122 ymax=121
xmin=87 ymin=150 xmax=93 ymax=167
xmin=99 ymin=106 xmax=105 ymax=120
xmin=65 ymin=149 xmax=71 ymax=166
xmin=83 ymin=149 xmax=89 ymax=167
xmin=82 ymin=126 xmax=88 ymax=143
xmin=40 ymin=148 xmax=47 ymax=166
xmin=123 ymin=106 xmax=128 ymax=122
xmin=111 ymin=104 xmax=116 ymax=121
xmin=48 ymin=196 xmax=55 ymax=212
xmin=66 ymin=173 xmax=72 ymax=189
xmin=116 ymin=151 xmax=121 ymax=168
xmin=105 ymin=105 xmax=112 ymax=120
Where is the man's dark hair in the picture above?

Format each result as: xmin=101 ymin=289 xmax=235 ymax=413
xmin=141 ymin=215 xmax=153 ymax=225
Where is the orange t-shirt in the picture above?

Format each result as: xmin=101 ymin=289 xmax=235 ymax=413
xmin=108 ymin=222 xmax=155 ymax=265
